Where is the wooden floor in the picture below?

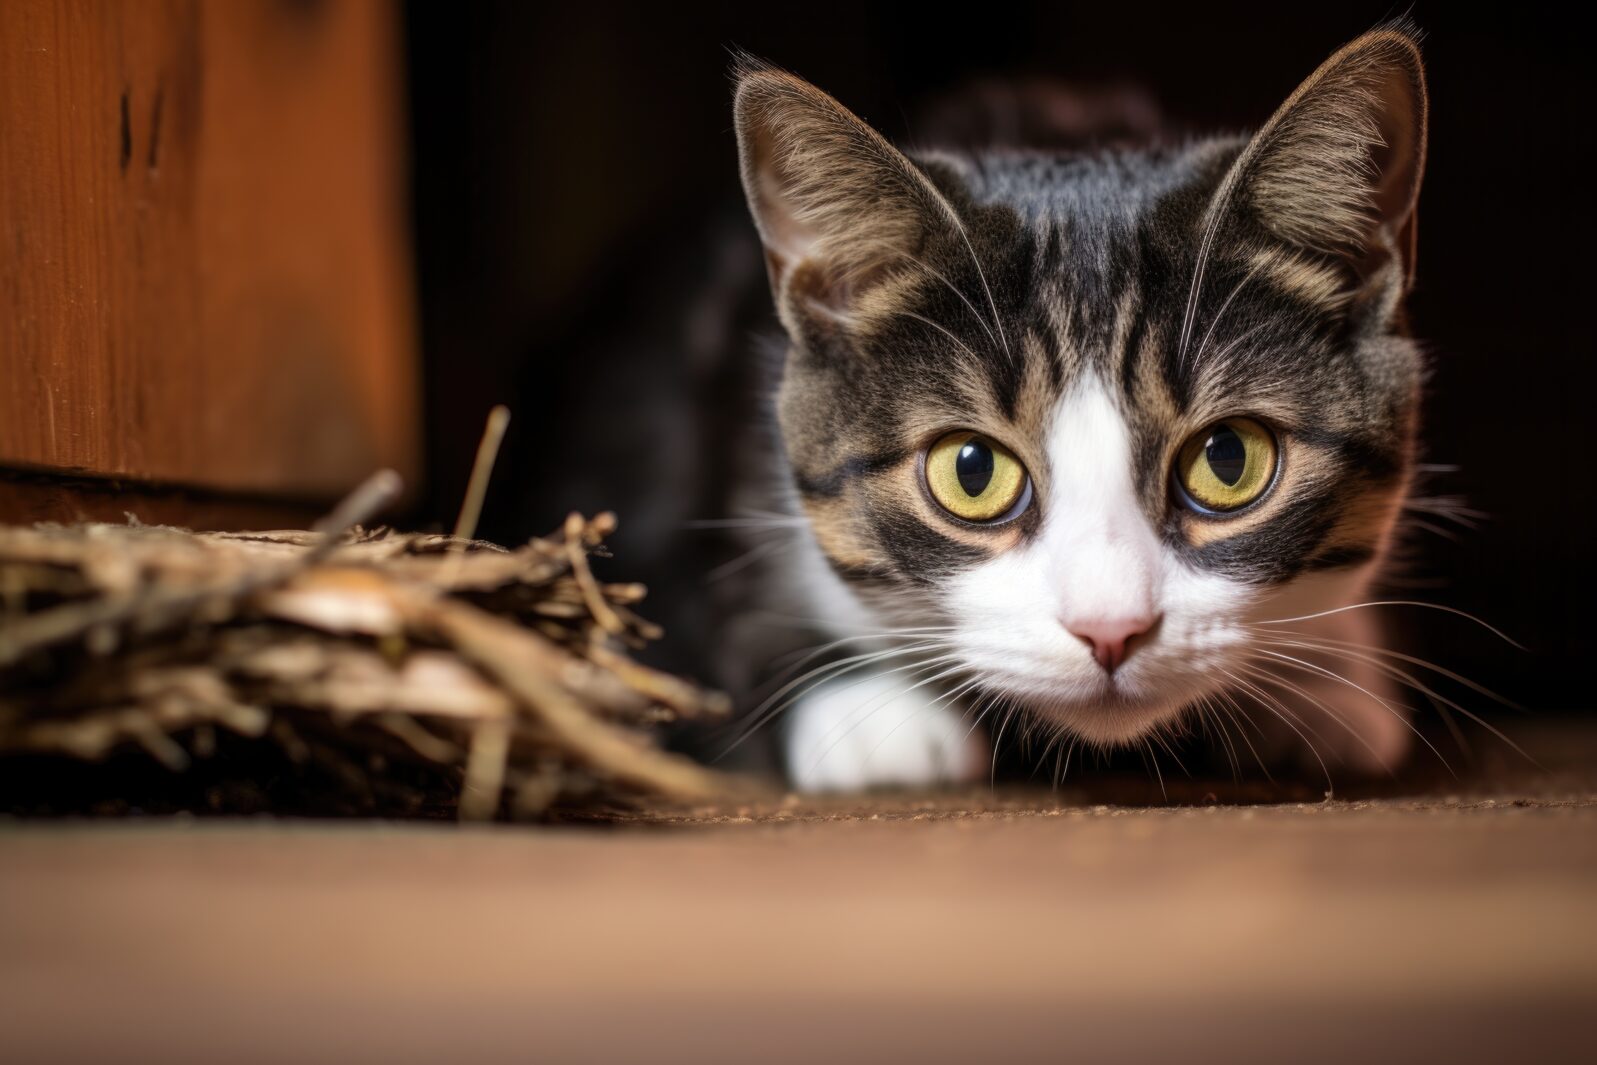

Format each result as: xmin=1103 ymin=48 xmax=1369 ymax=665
xmin=2 ymin=725 xmax=1594 ymax=1064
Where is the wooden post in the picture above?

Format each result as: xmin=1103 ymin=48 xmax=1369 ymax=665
xmin=0 ymin=0 xmax=420 ymax=527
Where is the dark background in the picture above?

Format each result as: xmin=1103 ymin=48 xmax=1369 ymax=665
xmin=402 ymin=3 xmax=1592 ymax=716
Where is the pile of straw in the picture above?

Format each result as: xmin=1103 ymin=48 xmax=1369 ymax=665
xmin=0 ymin=471 xmax=736 ymax=819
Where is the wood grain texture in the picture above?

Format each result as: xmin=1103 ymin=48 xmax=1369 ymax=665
xmin=0 ymin=0 xmax=419 ymax=503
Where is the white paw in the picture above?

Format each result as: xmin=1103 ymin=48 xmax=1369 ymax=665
xmin=783 ymin=672 xmax=989 ymax=792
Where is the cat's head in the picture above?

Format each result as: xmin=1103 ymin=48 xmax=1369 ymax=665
xmin=733 ymin=26 xmax=1427 ymax=746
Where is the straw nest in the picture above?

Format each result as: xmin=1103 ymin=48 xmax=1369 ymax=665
xmin=0 ymin=472 xmax=740 ymax=819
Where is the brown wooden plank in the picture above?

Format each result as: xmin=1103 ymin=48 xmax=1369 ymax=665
xmin=1 ymin=793 xmax=1592 ymax=1063
xmin=0 ymin=0 xmax=419 ymax=504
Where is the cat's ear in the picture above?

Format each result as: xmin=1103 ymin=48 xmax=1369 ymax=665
xmin=1224 ymin=23 xmax=1427 ymax=286
xmin=733 ymin=59 xmax=953 ymax=319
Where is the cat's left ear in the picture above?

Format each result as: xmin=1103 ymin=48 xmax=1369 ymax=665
xmin=1224 ymin=22 xmax=1428 ymax=288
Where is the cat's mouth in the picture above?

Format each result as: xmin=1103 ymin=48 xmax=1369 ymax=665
xmin=957 ymin=642 xmax=1227 ymax=745
xmin=1024 ymin=687 xmax=1190 ymax=745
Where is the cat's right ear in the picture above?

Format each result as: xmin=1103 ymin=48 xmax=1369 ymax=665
xmin=733 ymin=59 xmax=950 ymax=324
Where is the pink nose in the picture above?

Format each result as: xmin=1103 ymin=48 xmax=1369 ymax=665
xmin=1066 ymin=615 xmax=1158 ymax=674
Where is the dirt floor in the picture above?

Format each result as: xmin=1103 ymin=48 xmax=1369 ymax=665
xmin=2 ymin=723 xmax=1594 ymax=1064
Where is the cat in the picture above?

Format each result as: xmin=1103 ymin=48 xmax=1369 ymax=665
xmin=512 ymin=22 xmax=1430 ymax=792
xmin=724 ymin=22 xmax=1429 ymax=791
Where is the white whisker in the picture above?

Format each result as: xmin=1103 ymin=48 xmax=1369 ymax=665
xmin=1251 ymin=635 xmax=1533 ymax=765
xmin=891 ymin=249 xmax=1003 ymax=353
xmin=935 ymin=204 xmax=1013 ymax=364
xmin=1247 ymin=648 xmax=1452 ymax=773
xmin=1248 ymin=628 xmax=1523 ymax=710
xmin=1210 ymin=689 xmax=1273 ymax=779
xmin=1253 ymin=600 xmax=1525 ymax=649
xmin=895 ymin=309 xmax=985 ymax=365
xmin=1189 ymin=256 xmax=1266 ymax=370
xmin=1224 ymin=666 xmax=1343 ymax=788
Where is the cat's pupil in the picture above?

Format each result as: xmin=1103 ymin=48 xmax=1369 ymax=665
xmin=1205 ymin=425 xmax=1247 ymax=486
xmin=956 ymin=440 xmax=994 ymax=497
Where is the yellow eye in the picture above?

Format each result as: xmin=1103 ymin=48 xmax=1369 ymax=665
xmin=925 ymin=432 xmax=1029 ymax=523
xmin=1177 ymin=418 xmax=1278 ymax=512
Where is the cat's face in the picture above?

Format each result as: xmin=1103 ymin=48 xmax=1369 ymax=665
xmin=736 ymin=27 xmax=1427 ymax=747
